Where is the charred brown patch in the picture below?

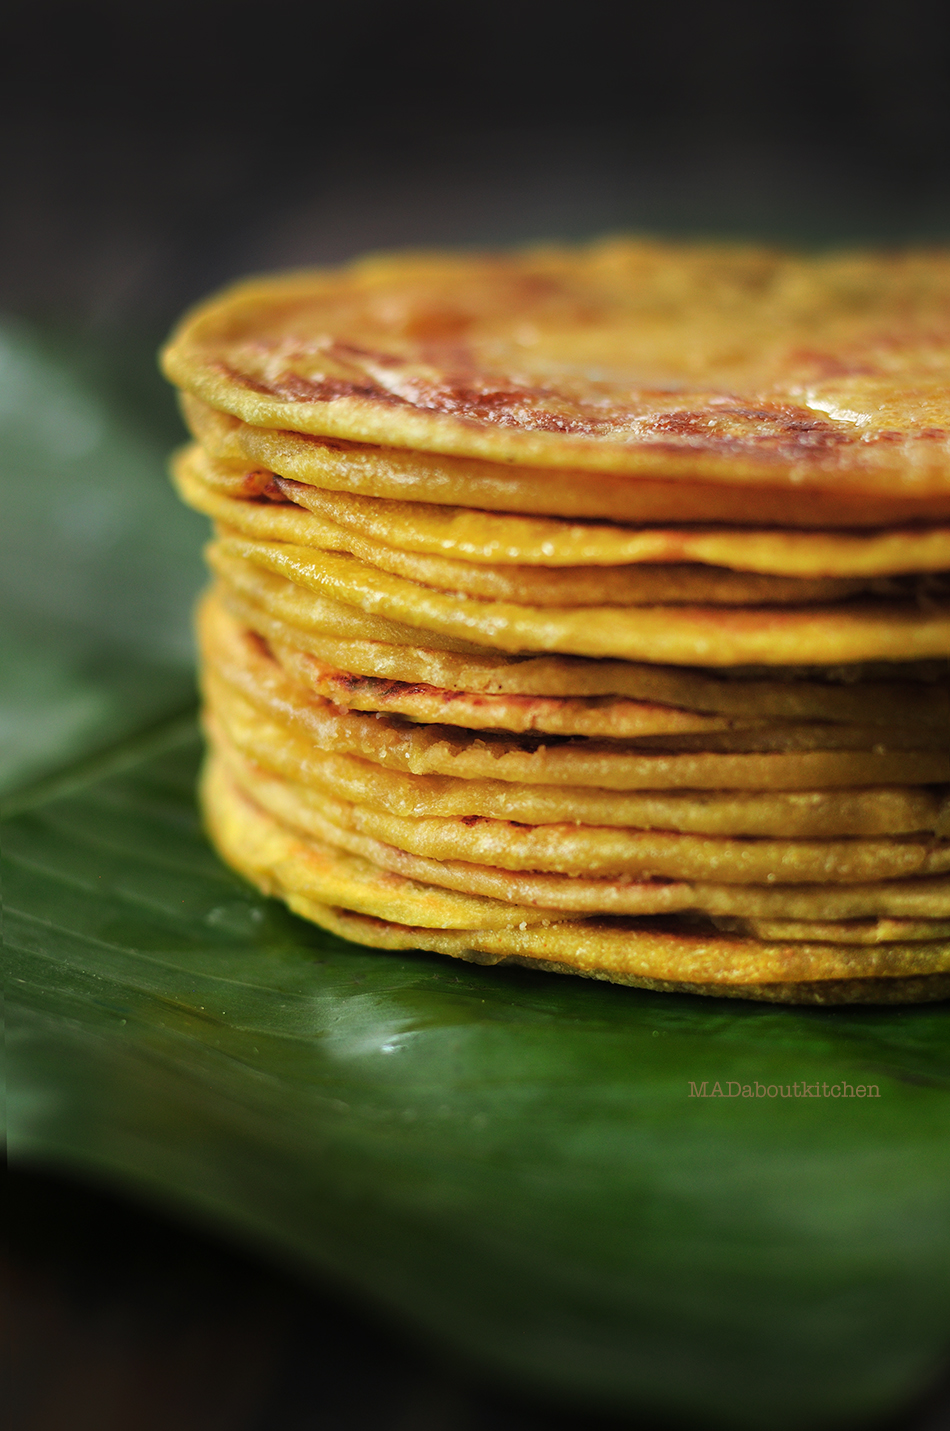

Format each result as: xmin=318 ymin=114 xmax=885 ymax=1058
xmin=215 ymin=355 xmax=412 ymax=408
xmin=215 ymin=362 xmax=273 ymax=395
xmin=405 ymin=380 xmax=605 ymax=435
xmin=243 ymin=478 xmax=288 ymax=504
xmin=332 ymin=669 xmax=368 ymax=693
xmin=270 ymin=371 xmax=410 ymax=405
xmin=323 ymin=667 xmax=440 ymax=704
xmin=238 ymin=469 xmax=282 ymax=499
xmin=244 ymin=629 xmax=275 ymax=664
xmin=645 ymin=404 xmax=849 ymax=446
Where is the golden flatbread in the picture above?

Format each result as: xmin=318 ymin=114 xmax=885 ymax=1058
xmin=161 ymin=242 xmax=950 ymax=494
xmin=182 ymin=393 xmax=950 ymax=527
xmin=266 ymin=638 xmax=945 ymax=743
xmin=203 ymin=753 xmax=950 ymax=1001
xmin=175 ymin=442 xmax=950 ymax=579
xmin=220 ymin=737 xmax=950 ymax=885
xmin=276 ymin=473 xmax=950 ymax=579
xmin=200 ymin=601 xmax=949 ymax=789
xmin=165 ymin=241 xmax=950 ymax=1004
xmin=266 ymin=640 xmax=947 ymax=756
xmin=311 ymin=907 xmax=950 ymax=1004
xmin=216 ymin=577 xmax=950 ymax=726
xmin=176 ymin=451 xmax=889 ymax=605
xmin=266 ymin=643 xmax=769 ymax=739
xmin=207 ymin=691 xmax=945 ymax=837
xmin=211 ymin=533 xmax=950 ymax=666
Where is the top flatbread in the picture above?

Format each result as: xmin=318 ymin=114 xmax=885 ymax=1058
xmin=161 ymin=239 xmax=950 ymax=494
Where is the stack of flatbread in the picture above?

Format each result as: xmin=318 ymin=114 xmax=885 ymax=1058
xmin=161 ymin=240 xmax=950 ymax=1002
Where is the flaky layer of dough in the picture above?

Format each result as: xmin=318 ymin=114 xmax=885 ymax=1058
xmin=180 ymin=441 xmax=950 ymax=576
xmin=201 ymin=595 xmax=950 ymax=791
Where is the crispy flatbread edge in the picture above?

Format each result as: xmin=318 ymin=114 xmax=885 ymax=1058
xmin=180 ymin=392 xmax=950 ymax=527
xmin=215 ymin=532 xmax=950 ymax=666
xmin=174 ymin=440 xmax=950 ymax=576
xmin=307 ymin=905 xmax=950 ymax=1006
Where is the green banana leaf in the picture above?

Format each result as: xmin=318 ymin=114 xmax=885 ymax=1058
xmin=5 ymin=318 xmax=950 ymax=1431
xmin=0 ymin=317 xmax=204 ymax=795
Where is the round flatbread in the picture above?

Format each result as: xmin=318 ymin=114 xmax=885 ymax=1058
xmin=202 ymin=753 xmax=950 ymax=1002
xmin=183 ymin=393 xmax=950 ymax=527
xmin=200 ymin=602 xmax=950 ymax=789
xmin=210 ymin=740 xmax=950 ymax=921
xmin=266 ymin=641 xmax=772 ymax=739
xmin=176 ymin=451 xmax=886 ymax=605
xmin=276 ymin=472 xmax=950 ymax=579
xmin=207 ymin=690 xmax=945 ymax=837
xmin=167 ymin=241 xmax=950 ymax=1006
xmin=220 ymin=735 xmax=950 ymax=885
xmin=264 ymin=635 xmax=948 ymax=751
xmin=161 ymin=241 xmax=950 ymax=496
xmin=312 ymin=906 xmax=950 ymax=1005
xmin=175 ymin=443 xmax=950 ymax=578
xmin=212 ymin=533 xmax=950 ymax=666
xmin=215 ymin=577 xmax=950 ymax=726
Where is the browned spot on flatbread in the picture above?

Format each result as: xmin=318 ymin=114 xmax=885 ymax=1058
xmin=642 ymin=404 xmax=851 ymax=457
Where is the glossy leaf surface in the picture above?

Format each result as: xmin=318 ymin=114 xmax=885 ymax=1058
xmin=7 ymin=720 xmax=950 ymax=1430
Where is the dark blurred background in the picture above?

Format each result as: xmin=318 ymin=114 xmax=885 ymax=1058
xmin=5 ymin=3 xmax=950 ymax=1426
xmin=5 ymin=0 xmax=950 ymax=338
